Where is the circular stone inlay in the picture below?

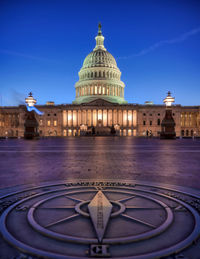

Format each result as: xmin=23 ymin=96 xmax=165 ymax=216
xmin=0 ymin=180 xmax=200 ymax=259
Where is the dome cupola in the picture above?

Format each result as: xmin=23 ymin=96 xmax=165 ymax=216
xmin=73 ymin=23 xmax=127 ymax=104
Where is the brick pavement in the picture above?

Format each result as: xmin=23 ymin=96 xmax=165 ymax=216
xmin=0 ymin=137 xmax=200 ymax=190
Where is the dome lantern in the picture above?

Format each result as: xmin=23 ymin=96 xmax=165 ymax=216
xmin=93 ymin=23 xmax=106 ymax=51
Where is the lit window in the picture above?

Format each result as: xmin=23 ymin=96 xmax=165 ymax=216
xmin=54 ymin=120 xmax=57 ymax=126
xmin=40 ymin=120 xmax=43 ymax=126
xmin=47 ymin=120 xmax=51 ymax=126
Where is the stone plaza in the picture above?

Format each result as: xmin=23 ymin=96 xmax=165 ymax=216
xmin=0 ymin=137 xmax=200 ymax=259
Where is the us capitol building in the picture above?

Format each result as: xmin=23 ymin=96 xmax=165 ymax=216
xmin=0 ymin=24 xmax=200 ymax=138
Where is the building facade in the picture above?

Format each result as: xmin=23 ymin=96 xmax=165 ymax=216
xmin=1 ymin=25 xmax=200 ymax=138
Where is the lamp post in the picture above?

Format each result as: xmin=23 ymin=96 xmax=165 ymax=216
xmin=160 ymin=91 xmax=176 ymax=139
xmin=24 ymin=92 xmax=39 ymax=139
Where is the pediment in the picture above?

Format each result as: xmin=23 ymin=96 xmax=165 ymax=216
xmin=83 ymin=98 xmax=118 ymax=106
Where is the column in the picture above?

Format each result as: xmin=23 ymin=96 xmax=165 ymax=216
xmin=107 ymin=109 xmax=108 ymax=126
xmin=91 ymin=109 xmax=93 ymax=126
xmin=127 ymin=110 xmax=128 ymax=127
xmin=133 ymin=110 xmax=137 ymax=127
xmin=112 ymin=109 xmax=114 ymax=125
xmin=131 ymin=110 xmax=133 ymax=127
xmin=76 ymin=110 xmax=78 ymax=127
xmin=117 ymin=109 xmax=119 ymax=124
xmin=63 ymin=110 xmax=67 ymax=127
xmin=81 ymin=110 xmax=83 ymax=124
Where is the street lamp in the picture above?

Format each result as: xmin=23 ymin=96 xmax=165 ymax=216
xmin=163 ymin=91 xmax=175 ymax=107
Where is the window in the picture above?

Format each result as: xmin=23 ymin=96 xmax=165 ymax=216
xmin=158 ymin=113 xmax=160 ymax=116
xmin=47 ymin=114 xmax=50 ymax=116
xmin=143 ymin=113 xmax=146 ymax=116
xmin=157 ymin=119 xmax=160 ymax=125
xmin=47 ymin=120 xmax=51 ymax=126
xmin=150 ymin=121 xmax=152 ymax=126
xmin=143 ymin=121 xmax=146 ymax=125
xmin=150 ymin=114 xmax=152 ymax=116
xmin=40 ymin=120 xmax=43 ymax=126
xmin=54 ymin=120 xmax=57 ymax=126
xmin=54 ymin=113 xmax=57 ymax=116
xmin=173 ymin=113 xmax=175 ymax=116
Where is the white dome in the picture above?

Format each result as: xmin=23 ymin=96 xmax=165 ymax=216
xmin=73 ymin=24 xmax=127 ymax=104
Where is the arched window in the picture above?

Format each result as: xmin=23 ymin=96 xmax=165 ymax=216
xmin=186 ymin=130 xmax=189 ymax=136
xmin=181 ymin=130 xmax=184 ymax=136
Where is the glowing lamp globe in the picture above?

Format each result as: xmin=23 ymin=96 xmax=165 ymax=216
xmin=25 ymin=92 xmax=37 ymax=107
xmin=163 ymin=91 xmax=175 ymax=107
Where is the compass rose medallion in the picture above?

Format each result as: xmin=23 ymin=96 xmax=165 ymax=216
xmin=0 ymin=180 xmax=200 ymax=258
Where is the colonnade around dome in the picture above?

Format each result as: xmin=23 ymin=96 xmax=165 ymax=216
xmin=75 ymin=84 xmax=124 ymax=101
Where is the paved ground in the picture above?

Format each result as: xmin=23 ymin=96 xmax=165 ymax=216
xmin=0 ymin=137 xmax=200 ymax=190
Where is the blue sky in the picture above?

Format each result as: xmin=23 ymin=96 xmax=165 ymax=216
xmin=0 ymin=0 xmax=200 ymax=106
